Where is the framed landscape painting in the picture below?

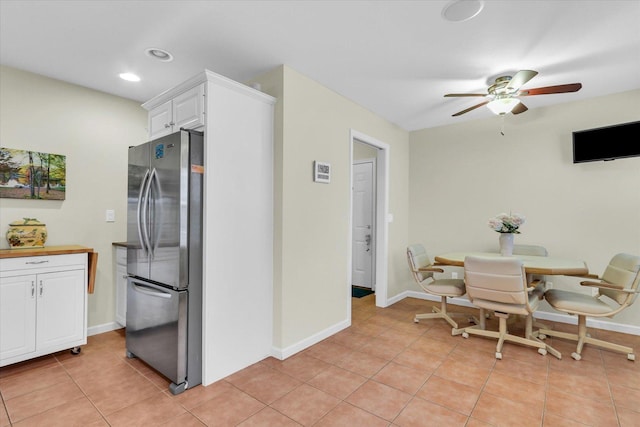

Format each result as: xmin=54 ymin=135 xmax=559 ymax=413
xmin=0 ymin=147 xmax=66 ymax=200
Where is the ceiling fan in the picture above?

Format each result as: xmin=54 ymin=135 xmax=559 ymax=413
xmin=445 ymin=70 xmax=582 ymax=117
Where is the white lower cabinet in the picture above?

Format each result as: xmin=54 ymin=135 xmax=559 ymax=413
xmin=114 ymin=246 xmax=127 ymax=326
xmin=0 ymin=253 xmax=87 ymax=367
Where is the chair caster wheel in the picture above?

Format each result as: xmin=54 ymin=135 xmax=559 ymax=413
xmin=462 ymin=332 xmax=469 ymax=339
xmin=70 ymin=347 xmax=81 ymax=355
xmin=628 ymin=353 xmax=635 ymax=361
xmin=495 ymin=352 xmax=502 ymax=360
xmin=413 ymin=317 xmax=419 ymax=323
xmin=538 ymin=348 xmax=547 ymax=356
xmin=571 ymin=352 xmax=581 ymax=361
xmin=538 ymin=334 xmax=547 ymax=340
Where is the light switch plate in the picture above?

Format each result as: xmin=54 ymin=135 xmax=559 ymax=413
xmin=106 ymin=209 xmax=115 ymax=222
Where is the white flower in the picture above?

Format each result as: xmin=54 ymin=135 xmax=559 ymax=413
xmin=488 ymin=212 xmax=525 ymax=234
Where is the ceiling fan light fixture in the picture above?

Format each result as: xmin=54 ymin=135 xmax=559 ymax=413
xmin=442 ymin=0 xmax=484 ymax=22
xmin=487 ymin=97 xmax=520 ymax=115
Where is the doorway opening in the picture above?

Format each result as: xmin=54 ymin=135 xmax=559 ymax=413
xmin=349 ymin=130 xmax=390 ymax=313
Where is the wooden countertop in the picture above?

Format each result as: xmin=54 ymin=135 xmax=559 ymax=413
xmin=0 ymin=245 xmax=98 ymax=293
xmin=0 ymin=245 xmax=94 ymax=259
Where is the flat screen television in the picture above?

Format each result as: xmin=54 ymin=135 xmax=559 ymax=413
xmin=572 ymin=121 xmax=640 ymax=163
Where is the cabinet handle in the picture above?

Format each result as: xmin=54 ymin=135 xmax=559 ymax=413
xmin=164 ymin=123 xmax=171 ymax=128
xmin=169 ymin=121 xmax=175 ymax=126
xmin=26 ymin=260 xmax=49 ymax=265
xmin=39 ymin=280 xmax=43 ymax=296
xmin=31 ymin=281 xmax=35 ymax=298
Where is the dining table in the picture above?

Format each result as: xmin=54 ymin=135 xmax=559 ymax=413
xmin=434 ymin=252 xmax=590 ymax=276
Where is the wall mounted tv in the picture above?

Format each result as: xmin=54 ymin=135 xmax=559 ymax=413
xmin=572 ymin=121 xmax=640 ymax=163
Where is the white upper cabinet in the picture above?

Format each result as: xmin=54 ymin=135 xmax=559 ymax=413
xmin=147 ymin=84 xmax=205 ymax=139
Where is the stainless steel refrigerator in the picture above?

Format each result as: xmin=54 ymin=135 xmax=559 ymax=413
xmin=125 ymin=129 xmax=203 ymax=395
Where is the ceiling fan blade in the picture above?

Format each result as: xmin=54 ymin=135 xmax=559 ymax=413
xmin=511 ymin=102 xmax=528 ymax=115
xmin=452 ymin=100 xmax=490 ymax=117
xmin=444 ymin=93 xmax=487 ymax=97
xmin=518 ymin=83 xmax=582 ymax=96
xmin=506 ymin=70 xmax=538 ymax=91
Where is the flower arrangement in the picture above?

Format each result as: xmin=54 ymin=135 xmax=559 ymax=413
xmin=488 ymin=212 xmax=525 ymax=234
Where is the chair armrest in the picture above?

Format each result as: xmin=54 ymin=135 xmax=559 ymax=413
xmin=580 ymin=280 xmax=625 ymax=290
xmin=418 ymin=266 xmax=444 ymax=273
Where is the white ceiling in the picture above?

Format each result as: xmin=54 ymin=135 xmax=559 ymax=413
xmin=1 ymin=0 xmax=639 ymax=131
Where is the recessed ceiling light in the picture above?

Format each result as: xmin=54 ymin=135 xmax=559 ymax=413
xmin=119 ymin=72 xmax=141 ymax=82
xmin=145 ymin=47 xmax=174 ymax=62
xmin=442 ymin=0 xmax=484 ymax=22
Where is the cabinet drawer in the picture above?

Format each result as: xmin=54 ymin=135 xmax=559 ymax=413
xmin=0 ymin=254 xmax=87 ymax=274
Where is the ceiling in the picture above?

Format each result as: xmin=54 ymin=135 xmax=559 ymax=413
xmin=1 ymin=0 xmax=639 ymax=131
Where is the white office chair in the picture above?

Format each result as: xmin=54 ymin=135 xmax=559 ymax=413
xmin=407 ymin=244 xmax=471 ymax=335
xmin=462 ymin=255 xmax=560 ymax=359
xmin=540 ymin=253 xmax=640 ymax=361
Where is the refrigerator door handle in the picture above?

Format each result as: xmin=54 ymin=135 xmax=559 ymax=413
xmin=131 ymin=281 xmax=172 ymax=299
xmin=141 ymin=168 xmax=155 ymax=258
xmin=137 ymin=169 xmax=151 ymax=255
xmin=149 ymin=167 xmax=162 ymax=256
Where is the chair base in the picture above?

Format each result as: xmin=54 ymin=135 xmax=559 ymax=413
xmin=538 ymin=315 xmax=635 ymax=361
xmin=462 ymin=311 xmax=561 ymax=359
xmin=414 ymin=298 xmax=475 ymax=336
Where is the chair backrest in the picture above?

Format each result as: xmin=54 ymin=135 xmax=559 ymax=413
xmin=407 ymin=244 xmax=433 ymax=285
xmin=599 ymin=253 xmax=640 ymax=306
xmin=513 ymin=244 xmax=548 ymax=257
xmin=463 ymin=255 xmax=532 ymax=315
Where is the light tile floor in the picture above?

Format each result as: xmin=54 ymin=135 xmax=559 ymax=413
xmin=1 ymin=295 xmax=639 ymax=426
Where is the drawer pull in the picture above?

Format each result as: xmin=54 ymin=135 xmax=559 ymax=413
xmin=26 ymin=260 xmax=49 ymax=265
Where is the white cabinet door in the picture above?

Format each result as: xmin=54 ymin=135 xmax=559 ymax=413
xmin=115 ymin=262 xmax=127 ymax=326
xmin=173 ymin=84 xmax=204 ymax=130
xmin=147 ymin=84 xmax=204 ymax=140
xmin=149 ymin=100 xmax=173 ymax=140
xmin=36 ymin=269 xmax=85 ymax=350
xmin=0 ymin=275 xmax=37 ymax=360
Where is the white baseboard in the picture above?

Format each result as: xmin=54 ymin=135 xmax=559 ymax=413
xmin=88 ymin=321 xmax=124 ymax=337
xmin=270 ymin=318 xmax=351 ymax=360
xmin=403 ymin=290 xmax=640 ymax=336
xmin=91 ymin=291 xmax=638 ymax=364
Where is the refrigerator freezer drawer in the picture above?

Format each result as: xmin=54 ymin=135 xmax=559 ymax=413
xmin=126 ymin=278 xmax=187 ymax=386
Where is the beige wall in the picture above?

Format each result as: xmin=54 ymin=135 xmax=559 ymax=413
xmin=251 ymin=66 xmax=410 ymax=352
xmin=3 ymin=63 xmax=636 ymax=350
xmin=0 ymin=65 xmax=148 ymax=330
xmin=409 ymin=89 xmax=640 ymax=326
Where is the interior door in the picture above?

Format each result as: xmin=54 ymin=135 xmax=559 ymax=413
xmin=352 ymin=160 xmax=375 ymax=289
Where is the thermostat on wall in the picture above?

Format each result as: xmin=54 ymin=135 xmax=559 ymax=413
xmin=313 ymin=161 xmax=331 ymax=183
